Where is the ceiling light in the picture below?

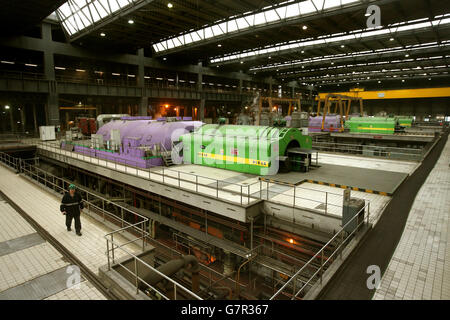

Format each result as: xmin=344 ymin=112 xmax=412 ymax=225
xmin=402 ymin=79 xmax=405 ymax=82
xmin=301 ymin=50 xmax=305 ymax=53
xmin=390 ymin=38 xmax=395 ymax=41
xmin=76 ymin=69 xmax=85 ymax=72
xmin=405 ymin=54 xmax=409 ymax=57
xmin=378 ymin=81 xmax=381 ymax=83
xmin=128 ymin=19 xmax=134 ymax=24
xmin=163 ymin=57 xmax=167 ymax=61
xmin=5 ymin=105 xmax=10 ymax=110
xmin=302 ymin=25 xmax=307 ymax=30
xmin=341 ymin=45 xmax=345 ymax=48
xmin=1 ymin=60 xmax=14 ymax=64
xmin=167 ymin=2 xmax=173 ymax=8
xmin=55 ymin=66 xmax=66 ymax=70
xmin=25 ymin=63 xmax=37 ymax=67
xmin=240 ymin=61 xmax=244 ymax=64
xmin=100 ymin=32 xmax=106 ymax=37
xmin=217 ymin=44 xmax=222 ymax=47
xmin=268 ymin=56 xmax=271 ymax=59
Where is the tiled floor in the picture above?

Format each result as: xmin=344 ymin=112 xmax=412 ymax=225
xmin=0 ymin=199 xmax=106 ymax=299
xmin=373 ymin=138 xmax=450 ymax=300
xmin=45 ymin=279 xmax=106 ymax=300
xmin=0 ymin=201 xmax=36 ymax=242
xmin=0 ymin=165 xmax=144 ymax=300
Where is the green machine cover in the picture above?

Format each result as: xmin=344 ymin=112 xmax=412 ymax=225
xmin=179 ymin=124 xmax=312 ymax=175
xmin=345 ymin=117 xmax=397 ymax=134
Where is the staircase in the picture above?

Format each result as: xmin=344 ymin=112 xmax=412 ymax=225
xmin=160 ymin=143 xmax=174 ymax=167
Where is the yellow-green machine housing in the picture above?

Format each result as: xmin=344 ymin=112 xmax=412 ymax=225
xmin=179 ymin=124 xmax=312 ymax=175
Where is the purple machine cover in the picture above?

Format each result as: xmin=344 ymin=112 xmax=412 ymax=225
xmin=308 ymin=115 xmax=342 ymax=132
xmin=69 ymin=120 xmax=203 ymax=168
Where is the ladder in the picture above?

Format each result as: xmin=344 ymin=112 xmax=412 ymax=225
xmin=159 ymin=143 xmax=174 ymax=167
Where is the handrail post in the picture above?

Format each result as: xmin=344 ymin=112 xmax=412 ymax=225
xmin=121 ymin=207 xmax=124 ymax=228
xmin=320 ymin=250 xmax=324 ymax=284
xmin=240 ymin=185 xmax=243 ymax=205
xmin=173 ymin=283 xmax=177 ymax=300
xmin=106 ymin=239 xmax=111 ymax=270
xmin=142 ymin=221 xmax=145 ymax=252
xmin=135 ymin=258 xmax=139 ymax=294
xmin=111 ymin=234 xmax=115 ymax=263
xmin=216 ymin=180 xmax=218 ymax=198
xmin=325 ymin=192 xmax=328 ymax=215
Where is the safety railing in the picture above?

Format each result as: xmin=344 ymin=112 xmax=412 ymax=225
xmin=270 ymin=201 xmax=371 ymax=300
xmin=104 ymin=228 xmax=203 ymax=300
xmin=24 ymin=139 xmax=256 ymax=205
xmin=0 ymin=152 xmax=20 ymax=169
xmin=22 ymin=139 xmax=348 ymax=216
xmin=0 ymin=152 xmax=370 ymax=300
xmin=10 ymin=157 xmax=201 ymax=300
xmin=311 ymin=141 xmax=424 ymax=161
xmin=0 ymin=132 xmax=38 ymax=141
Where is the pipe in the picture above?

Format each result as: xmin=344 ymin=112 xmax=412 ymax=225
xmin=234 ymin=254 xmax=257 ymax=299
xmin=141 ymin=255 xmax=199 ymax=289
xmin=96 ymin=114 xmax=130 ymax=128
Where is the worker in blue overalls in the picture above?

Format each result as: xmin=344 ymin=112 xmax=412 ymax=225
xmin=60 ymin=184 xmax=83 ymax=236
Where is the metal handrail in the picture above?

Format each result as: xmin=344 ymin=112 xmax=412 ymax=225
xmin=270 ymin=201 xmax=370 ymax=300
xmin=5 ymin=156 xmax=200 ymax=300
xmin=0 ymin=152 xmax=370 ymax=300
xmin=23 ymin=139 xmax=349 ymax=216
xmin=312 ymin=141 xmax=424 ymax=160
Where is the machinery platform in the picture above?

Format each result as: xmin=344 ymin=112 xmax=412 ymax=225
xmin=263 ymin=163 xmax=409 ymax=196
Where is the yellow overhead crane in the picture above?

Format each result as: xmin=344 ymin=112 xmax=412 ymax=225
xmin=318 ymin=87 xmax=450 ymax=100
xmin=316 ymin=94 xmax=364 ymax=131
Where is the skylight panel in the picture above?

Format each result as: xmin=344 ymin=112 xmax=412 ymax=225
xmin=254 ymin=12 xmax=266 ymax=25
xmin=212 ymin=25 xmax=223 ymax=36
xmin=79 ymin=13 xmax=92 ymax=27
xmin=89 ymin=4 xmax=101 ymax=22
xmin=81 ymin=7 xmax=93 ymax=25
xmin=204 ymin=27 xmax=214 ymax=39
xmin=109 ymin=0 xmax=120 ymax=13
xmin=324 ymin=0 xmax=342 ymax=10
xmin=74 ymin=13 xmax=84 ymax=29
xmin=167 ymin=40 xmax=175 ymax=49
xmin=235 ymin=17 xmax=249 ymax=29
xmin=218 ymin=22 xmax=227 ymax=33
xmin=98 ymin=0 xmax=112 ymax=14
xmin=299 ymin=1 xmax=317 ymax=14
xmin=59 ymin=3 xmax=72 ymax=19
xmin=184 ymin=34 xmax=193 ymax=44
xmin=117 ymin=0 xmax=130 ymax=8
xmin=285 ymin=3 xmax=300 ymax=18
xmin=191 ymin=31 xmax=202 ymax=42
xmin=313 ymin=0 xmax=326 ymax=10
xmin=265 ymin=9 xmax=280 ymax=23
xmin=96 ymin=1 xmax=110 ymax=17
xmin=227 ymin=20 xmax=238 ymax=32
